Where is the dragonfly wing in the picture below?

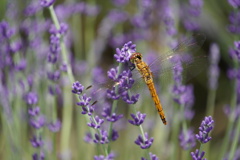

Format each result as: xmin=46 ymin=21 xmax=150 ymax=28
xmin=148 ymin=34 xmax=207 ymax=84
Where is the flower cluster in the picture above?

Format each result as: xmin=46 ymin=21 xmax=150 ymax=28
xmin=191 ymin=149 xmax=206 ymax=160
xmin=179 ymin=128 xmax=196 ymax=150
xmin=128 ymin=111 xmax=146 ymax=126
xmin=141 ymin=152 xmax=159 ymax=160
xmin=171 ymin=55 xmax=195 ymax=120
xmin=183 ymin=0 xmax=204 ymax=31
xmin=195 ymin=116 xmax=214 ymax=144
xmin=135 ymin=132 xmax=154 ymax=149
xmin=208 ymin=43 xmax=220 ymax=90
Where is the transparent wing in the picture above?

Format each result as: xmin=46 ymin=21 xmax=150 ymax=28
xmin=144 ymin=34 xmax=207 ymax=84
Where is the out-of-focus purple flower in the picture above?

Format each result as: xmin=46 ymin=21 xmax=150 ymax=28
xmin=48 ymin=119 xmax=61 ymax=132
xmin=24 ymin=1 xmax=41 ymax=16
xmin=47 ymin=70 xmax=61 ymax=81
xmin=112 ymin=0 xmax=129 ymax=6
xmin=28 ymin=107 xmax=40 ymax=116
xmin=107 ymin=68 xmax=118 ymax=81
xmin=223 ymin=104 xmax=240 ymax=119
xmin=135 ymin=132 xmax=154 ymax=149
xmin=179 ymin=128 xmax=196 ymax=150
xmin=227 ymin=68 xmax=238 ymax=79
xmin=40 ymin=0 xmax=55 ymax=7
xmin=208 ymin=43 xmax=220 ymax=90
xmin=94 ymin=153 xmax=115 ymax=160
xmin=102 ymin=107 xmax=123 ymax=122
xmin=72 ymin=81 xmax=84 ymax=95
xmin=15 ymin=59 xmax=27 ymax=71
xmin=0 ymin=21 xmax=14 ymax=39
xmin=228 ymin=0 xmax=240 ymax=8
xmin=94 ymin=130 xmax=109 ymax=144
xmin=87 ymin=116 xmax=104 ymax=129
xmin=114 ymin=41 xmax=136 ymax=63
xmin=161 ymin=3 xmax=177 ymax=36
xmin=191 ymin=149 xmax=206 ymax=160
xmin=111 ymin=129 xmax=119 ymax=141
xmin=84 ymin=132 xmax=93 ymax=143
xmin=30 ymin=115 xmax=46 ymax=129
xmin=141 ymin=152 xmax=159 ymax=160
xmin=30 ymin=136 xmax=44 ymax=148
xmin=92 ymin=67 xmax=107 ymax=84
xmin=32 ymin=152 xmax=45 ymax=160
xmin=128 ymin=111 xmax=146 ymax=126
xmin=196 ymin=116 xmax=214 ymax=144
xmin=24 ymin=92 xmax=38 ymax=105
xmin=182 ymin=0 xmax=204 ymax=31
xmin=228 ymin=11 xmax=240 ymax=34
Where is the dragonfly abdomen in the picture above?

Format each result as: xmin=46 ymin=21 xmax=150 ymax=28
xmin=147 ymin=82 xmax=167 ymax=125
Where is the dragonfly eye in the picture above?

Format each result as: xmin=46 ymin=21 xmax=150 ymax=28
xmin=136 ymin=55 xmax=142 ymax=60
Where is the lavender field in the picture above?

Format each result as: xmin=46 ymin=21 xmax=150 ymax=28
xmin=0 ymin=0 xmax=239 ymax=160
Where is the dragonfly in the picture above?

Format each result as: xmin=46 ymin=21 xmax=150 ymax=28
xmin=89 ymin=34 xmax=206 ymax=125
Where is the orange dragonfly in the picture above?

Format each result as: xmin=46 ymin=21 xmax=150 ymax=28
xmin=90 ymin=34 xmax=206 ymax=125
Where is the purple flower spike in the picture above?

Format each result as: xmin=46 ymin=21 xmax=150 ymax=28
xmin=32 ymin=152 xmax=45 ymax=160
xmin=77 ymin=94 xmax=92 ymax=106
xmin=128 ymin=111 xmax=146 ymax=126
xmin=102 ymin=107 xmax=123 ymax=122
xmin=72 ymin=81 xmax=84 ymax=95
xmin=228 ymin=0 xmax=240 ymax=8
xmin=48 ymin=119 xmax=61 ymax=132
xmin=179 ymin=129 xmax=196 ymax=150
xmin=135 ymin=132 xmax=154 ymax=149
xmin=28 ymin=107 xmax=40 ymax=116
xmin=30 ymin=136 xmax=44 ymax=148
xmin=30 ymin=115 xmax=45 ymax=129
xmin=94 ymin=152 xmax=115 ymax=160
xmin=141 ymin=152 xmax=159 ymax=160
xmin=87 ymin=116 xmax=104 ymax=129
xmin=84 ymin=132 xmax=93 ymax=143
xmin=114 ymin=41 xmax=136 ymax=63
xmin=191 ymin=149 xmax=206 ymax=160
xmin=24 ymin=92 xmax=38 ymax=105
xmin=40 ymin=0 xmax=55 ymax=7
xmin=94 ymin=130 xmax=109 ymax=144
xmin=196 ymin=116 xmax=214 ymax=144
xmin=107 ymin=87 xmax=120 ymax=100
xmin=111 ymin=129 xmax=119 ymax=141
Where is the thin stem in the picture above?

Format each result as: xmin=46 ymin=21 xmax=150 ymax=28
xmin=228 ymin=116 xmax=240 ymax=159
xmin=219 ymin=78 xmax=237 ymax=159
xmin=204 ymin=88 xmax=217 ymax=159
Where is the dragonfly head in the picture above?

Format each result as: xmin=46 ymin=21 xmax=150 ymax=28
xmin=129 ymin=52 xmax=142 ymax=64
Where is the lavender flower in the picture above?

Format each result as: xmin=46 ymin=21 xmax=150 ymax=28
xmin=94 ymin=153 xmax=115 ymax=160
xmin=179 ymin=128 xmax=196 ymax=150
xmin=135 ymin=132 xmax=154 ymax=149
xmin=102 ymin=107 xmax=123 ymax=122
xmin=228 ymin=0 xmax=240 ymax=8
xmin=128 ymin=111 xmax=146 ymax=126
xmin=31 ymin=136 xmax=44 ymax=148
xmin=141 ymin=152 xmax=159 ymax=160
xmin=48 ymin=119 xmax=61 ymax=132
xmin=32 ymin=152 xmax=45 ymax=160
xmin=24 ymin=92 xmax=38 ymax=105
xmin=111 ymin=129 xmax=119 ymax=141
xmin=40 ymin=0 xmax=56 ymax=7
xmin=30 ymin=115 xmax=46 ymax=129
xmin=28 ymin=107 xmax=40 ymax=116
xmin=191 ymin=149 xmax=206 ymax=160
xmin=87 ymin=116 xmax=104 ymax=129
xmin=84 ymin=132 xmax=93 ymax=143
xmin=72 ymin=81 xmax=84 ymax=95
xmin=114 ymin=41 xmax=136 ymax=63
xmin=94 ymin=130 xmax=109 ymax=144
xmin=208 ymin=43 xmax=220 ymax=90
xmin=196 ymin=116 xmax=214 ymax=144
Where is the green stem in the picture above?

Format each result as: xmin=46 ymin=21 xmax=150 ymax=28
xmin=228 ymin=116 xmax=240 ymax=159
xmin=204 ymin=88 xmax=216 ymax=159
xmin=219 ymin=78 xmax=237 ymax=159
